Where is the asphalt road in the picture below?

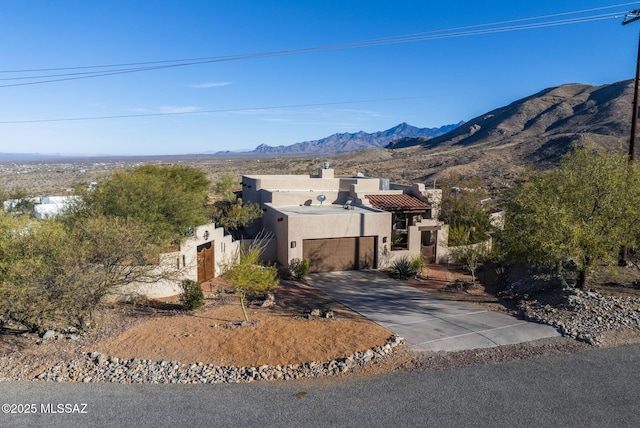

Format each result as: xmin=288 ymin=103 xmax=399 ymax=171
xmin=2 ymin=344 xmax=640 ymax=428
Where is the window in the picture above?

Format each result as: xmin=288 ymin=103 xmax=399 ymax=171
xmin=393 ymin=213 xmax=408 ymax=231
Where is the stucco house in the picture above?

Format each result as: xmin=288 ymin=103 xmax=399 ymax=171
xmin=241 ymin=164 xmax=449 ymax=273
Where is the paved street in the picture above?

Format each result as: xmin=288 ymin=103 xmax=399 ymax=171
xmin=306 ymin=270 xmax=559 ymax=351
xmin=2 ymin=344 xmax=640 ymax=427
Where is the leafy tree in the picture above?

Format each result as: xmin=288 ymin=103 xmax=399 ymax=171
xmin=210 ymin=172 xmax=262 ymax=238
xmin=222 ymin=246 xmax=278 ymax=322
xmin=0 ymin=214 xmax=87 ymax=332
xmin=0 ymin=187 xmax=37 ymax=214
xmin=75 ymin=164 xmax=211 ymax=245
xmin=0 ymin=211 xmax=178 ymax=332
xmin=439 ymin=174 xmax=493 ymax=245
xmin=449 ymin=241 xmax=491 ymax=283
xmin=0 ymin=165 xmax=209 ymax=332
xmin=67 ymin=214 xmax=174 ymax=303
xmin=213 ymin=172 xmax=239 ymax=202
xmin=503 ymin=147 xmax=640 ymax=289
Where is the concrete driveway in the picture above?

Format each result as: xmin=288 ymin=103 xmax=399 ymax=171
xmin=306 ymin=270 xmax=560 ymax=352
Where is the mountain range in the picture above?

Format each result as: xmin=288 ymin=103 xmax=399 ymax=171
xmin=388 ymin=80 xmax=632 ymax=161
xmin=322 ymin=79 xmax=636 ymax=189
xmin=251 ymin=122 xmax=462 ymax=154
xmin=2 ymin=79 xmax=634 ymax=190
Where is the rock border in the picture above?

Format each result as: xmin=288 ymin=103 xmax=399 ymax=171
xmin=35 ymin=335 xmax=404 ymax=384
xmin=519 ymin=287 xmax=640 ymax=345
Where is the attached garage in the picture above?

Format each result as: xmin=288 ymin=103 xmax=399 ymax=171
xmin=303 ymin=236 xmax=377 ymax=273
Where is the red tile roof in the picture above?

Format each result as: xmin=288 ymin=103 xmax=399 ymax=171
xmin=365 ymin=194 xmax=431 ymax=211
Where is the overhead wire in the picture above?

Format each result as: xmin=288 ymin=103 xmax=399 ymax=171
xmin=0 ymin=92 xmax=491 ymax=124
xmin=0 ymin=3 xmax=634 ymax=90
xmin=1 ymin=2 xmax=638 ymax=124
xmin=1 ymin=2 xmax=637 ymax=75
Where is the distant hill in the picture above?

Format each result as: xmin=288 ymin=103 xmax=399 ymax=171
xmin=252 ymin=122 xmax=462 ymax=155
xmin=388 ymin=80 xmax=632 ymax=159
xmin=0 ymin=153 xmax=71 ymax=162
xmin=371 ymin=79 xmax=635 ymax=188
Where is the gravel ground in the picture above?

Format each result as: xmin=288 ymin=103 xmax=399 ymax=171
xmin=3 ymin=272 xmax=640 ymax=382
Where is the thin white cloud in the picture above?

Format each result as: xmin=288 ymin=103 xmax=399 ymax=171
xmin=190 ymin=81 xmax=232 ymax=88
xmin=333 ymin=108 xmax=385 ymax=118
xmin=232 ymin=109 xmax=283 ymax=116
xmin=261 ymin=118 xmax=291 ymax=123
xmin=158 ymin=106 xmax=200 ymax=114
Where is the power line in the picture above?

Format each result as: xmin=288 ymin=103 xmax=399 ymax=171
xmin=0 ymin=3 xmax=635 ymax=89
xmin=0 ymin=92 xmax=491 ymax=124
xmin=2 ymin=2 xmax=636 ymax=74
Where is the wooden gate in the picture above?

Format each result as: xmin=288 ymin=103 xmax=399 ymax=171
xmin=197 ymin=242 xmax=215 ymax=282
xmin=421 ymin=244 xmax=436 ymax=263
xmin=421 ymin=230 xmax=436 ymax=263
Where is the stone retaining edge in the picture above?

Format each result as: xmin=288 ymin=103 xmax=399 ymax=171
xmin=35 ymin=335 xmax=405 ymax=384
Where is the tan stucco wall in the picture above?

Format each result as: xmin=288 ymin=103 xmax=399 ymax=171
xmin=242 ymin=171 xmax=383 ymax=208
xmin=269 ymin=190 xmax=345 ymax=206
xmin=437 ymin=224 xmax=450 ymax=264
xmin=262 ymin=205 xmax=291 ymax=265
xmin=112 ymin=222 xmax=239 ymax=300
xmin=268 ymin=206 xmax=391 ymax=267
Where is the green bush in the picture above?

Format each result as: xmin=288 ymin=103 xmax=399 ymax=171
xmin=391 ymin=256 xmax=419 ymax=280
xmin=222 ymin=246 xmax=279 ymax=321
xmin=288 ymin=258 xmax=310 ymax=280
xmin=179 ymin=279 xmax=204 ymax=310
xmin=411 ymin=255 xmax=426 ymax=272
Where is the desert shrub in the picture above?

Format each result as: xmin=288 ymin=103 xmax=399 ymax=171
xmin=222 ymin=246 xmax=279 ymax=321
xmin=391 ymin=256 xmax=419 ymax=280
xmin=411 ymin=255 xmax=426 ymax=272
xmin=179 ymin=279 xmax=204 ymax=310
xmin=0 ymin=213 xmax=174 ymax=333
xmin=288 ymin=258 xmax=310 ymax=280
xmin=449 ymin=241 xmax=491 ymax=283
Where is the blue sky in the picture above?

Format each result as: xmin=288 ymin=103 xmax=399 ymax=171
xmin=2 ymin=1 xmax=640 ymax=155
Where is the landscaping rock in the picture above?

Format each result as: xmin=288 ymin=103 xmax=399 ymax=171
xmin=42 ymin=330 xmax=56 ymax=340
xmin=519 ymin=287 xmax=640 ymax=346
xmin=34 ymin=335 xmax=405 ymax=384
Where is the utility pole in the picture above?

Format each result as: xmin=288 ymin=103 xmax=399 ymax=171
xmin=619 ymin=10 xmax=640 ymax=265
xmin=623 ymin=9 xmax=640 ymax=161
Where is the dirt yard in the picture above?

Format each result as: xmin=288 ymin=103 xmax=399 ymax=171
xmin=0 ymin=279 xmax=393 ymax=380
xmin=95 ymin=280 xmax=391 ymax=367
xmin=3 ymin=265 xmax=640 ymax=382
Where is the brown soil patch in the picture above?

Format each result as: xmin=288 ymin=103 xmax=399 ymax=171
xmin=96 ymin=293 xmax=390 ymax=367
xmin=0 ymin=279 xmax=393 ymax=380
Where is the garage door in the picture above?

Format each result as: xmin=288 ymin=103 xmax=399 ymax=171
xmin=303 ymin=237 xmax=376 ymax=273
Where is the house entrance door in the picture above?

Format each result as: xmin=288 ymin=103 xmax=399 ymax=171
xmin=197 ymin=241 xmax=215 ymax=282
